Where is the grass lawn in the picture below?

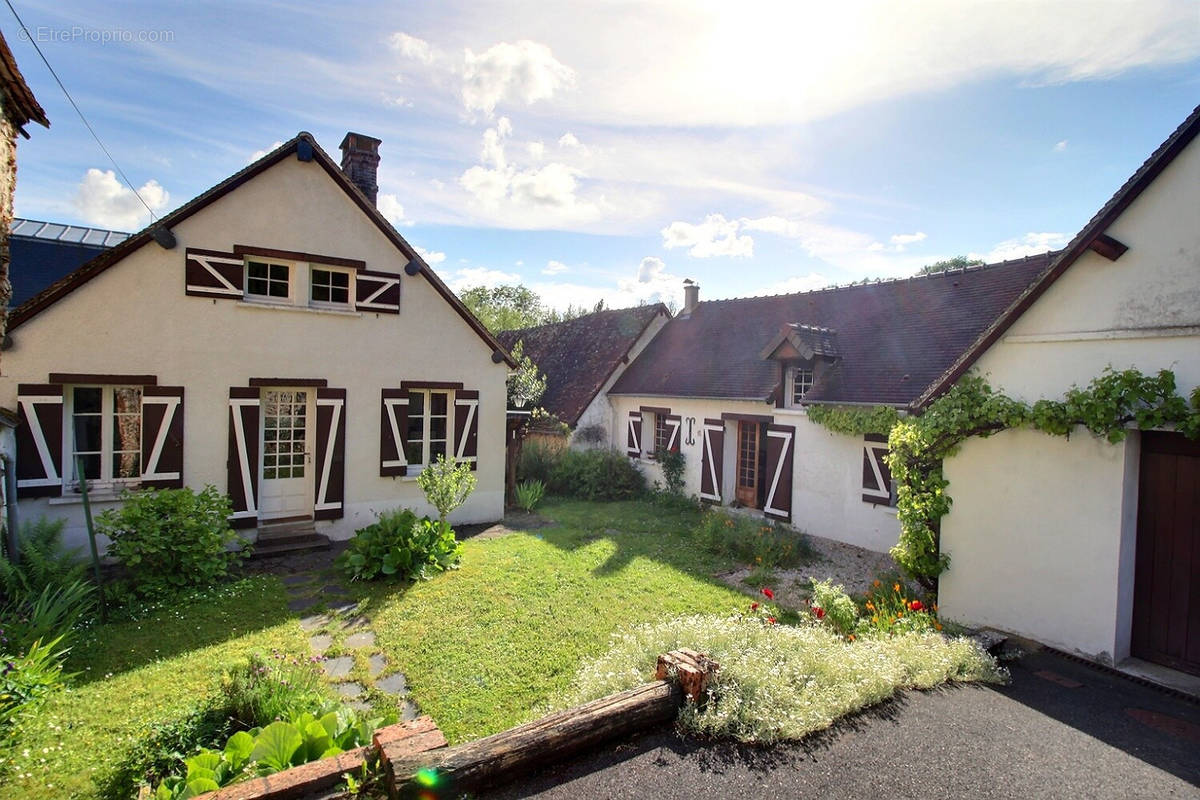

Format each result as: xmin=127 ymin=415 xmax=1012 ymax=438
xmin=1 ymin=577 xmax=311 ymax=800
xmin=363 ymin=498 xmax=755 ymax=744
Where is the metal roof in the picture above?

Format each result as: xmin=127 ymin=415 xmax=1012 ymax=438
xmin=11 ymin=217 xmax=131 ymax=248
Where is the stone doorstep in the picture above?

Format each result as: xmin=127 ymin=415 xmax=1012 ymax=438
xmin=190 ymin=718 xmax=446 ymax=800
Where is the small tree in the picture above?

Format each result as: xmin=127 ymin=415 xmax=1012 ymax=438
xmin=507 ymin=340 xmax=547 ymax=409
xmin=917 ymin=255 xmax=985 ymax=275
xmin=417 ymin=454 xmax=477 ymax=526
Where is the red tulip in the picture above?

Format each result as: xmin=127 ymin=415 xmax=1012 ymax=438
xmin=767 ymin=617 xmax=777 ymax=625
xmin=750 ymin=602 xmax=760 ymax=612
xmin=910 ymin=600 xmax=924 ymax=611
xmin=762 ymin=588 xmax=775 ymax=600
xmin=813 ymin=606 xmax=826 ymax=620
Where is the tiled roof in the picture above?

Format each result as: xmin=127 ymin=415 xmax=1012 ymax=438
xmin=0 ymin=32 xmax=48 ymax=132
xmin=9 ymin=218 xmax=130 ymax=307
xmin=496 ymin=304 xmax=667 ymax=425
xmin=609 ymin=254 xmax=1056 ymax=407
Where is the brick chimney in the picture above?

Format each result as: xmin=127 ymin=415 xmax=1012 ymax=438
xmin=339 ymin=132 xmax=381 ymax=205
xmin=682 ymin=279 xmax=700 ymax=316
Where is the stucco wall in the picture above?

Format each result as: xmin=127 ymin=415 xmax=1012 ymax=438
xmin=607 ymin=394 xmax=899 ymax=551
xmin=2 ymin=152 xmax=508 ymax=550
xmin=938 ymin=129 xmax=1200 ymax=662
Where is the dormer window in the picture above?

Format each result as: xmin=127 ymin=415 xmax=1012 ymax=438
xmin=791 ymin=367 xmax=814 ymax=405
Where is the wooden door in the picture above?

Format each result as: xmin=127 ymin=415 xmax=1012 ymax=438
xmin=736 ymin=421 xmax=759 ymax=507
xmin=1131 ymin=432 xmax=1200 ymax=675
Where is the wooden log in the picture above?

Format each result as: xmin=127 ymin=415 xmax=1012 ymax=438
xmin=388 ymin=680 xmax=683 ymax=796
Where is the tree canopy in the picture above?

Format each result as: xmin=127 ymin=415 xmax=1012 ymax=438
xmin=917 ymin=256 xmax=986 ymax=275
xmin=459 ymin=284 xmax=603 ymax=334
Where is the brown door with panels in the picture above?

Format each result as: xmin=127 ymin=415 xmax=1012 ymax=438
xmin=736 ymin=421 xmax=759 ymax=507
xmin=1131 ymin=432 xmax=1200 ymax=676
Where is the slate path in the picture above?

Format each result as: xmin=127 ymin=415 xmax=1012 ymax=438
xmin=251 ymin=547 xmax=421 ymax=721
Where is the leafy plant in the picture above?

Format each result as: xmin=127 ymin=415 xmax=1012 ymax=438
xmin=0 ymin=517 xmax=87 ymax=605
xmin=548 ymin=448 xmax=646 ymax=501
xmin=1 ymin=579 xmax=95 ymax=654
xmin=97 ymin=486 xmax=248 ymax=599
xmin=98 ymin=704 xmax=234 ymax=800
xmin=517 ymin=439 xmax=563 ymax=484
xmin=514 ymin=480 xmax=545 ymax=512
xmin=337 ymin=509 xmax=463 ymax=582
xmin=153 ymin=706 xmax=396 ymax=799
xmin=860 ymin=578 xmax=940 ymax=636
xmin=506 ymin=340 xmax=548 ymax=409
xmin=692 ymin=510 xmax=817 ymax=570
xmin=417 ymin=454 xmax=477 ymax=526
xmin=805 ymin=578 xmax=859 ymax=637
xmin=222 ymin=651 xmax=331 ymax=726
xmin=654 ymin=447 xmax=686 ymax=496
xmin=0 ymin=636 xmax=69 ymax=748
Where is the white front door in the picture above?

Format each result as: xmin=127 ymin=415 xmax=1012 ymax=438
xmin=258 ymin=389 xmax=313 ymax=521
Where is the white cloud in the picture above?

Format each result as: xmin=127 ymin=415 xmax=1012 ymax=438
xmin=558 ymin=132 xmax=581 ymax=148
xmin=461 ymin=40 xmax=576 ymax=116
xmin=248 ymin=140 xmax=283 ymax=163
xmin=890 ymin=231 xmax=927 ymax=247
xmin=636 ymin=256 xmax=666 ymax=283
xmin=377 ymin=193 xmax=410 ymax=227
xmin=661 ymin=213 xmax=754 ymax=258
xmin=972 ymin=232 xmax=1070 ymax=263
xmin=527 ymin=141 xmax=545 ymax=160
xmin=1054 ymin=139 xmax=1069 ymax=152
xmin=415 ymin=246 xmax=446 ymax=265
xmin=389 ymin=32 xmax=434 ymax=64
xmin=73 ymin=168 xmax=170 ymax=231
xmin=447 ymin=266 xmax=521 ymax=291
xmin=543 ymin=260 xmax=568 ymax=275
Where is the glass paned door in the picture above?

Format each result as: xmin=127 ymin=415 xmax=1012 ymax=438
xmin=736 ymin=421 xmax=759 ymax=508
xmin=259 ymin=389 xmax=312 ymax=520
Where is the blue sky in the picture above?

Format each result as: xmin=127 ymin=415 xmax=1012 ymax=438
xmin=7 ymin=0 xmax=1200 ymax=310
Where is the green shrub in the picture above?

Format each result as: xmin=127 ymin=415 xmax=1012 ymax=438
xmin=153 ymin=705 xmax=396 ymax=799
xmin=654 ymin=448 xmax=686 ymax=496
xmin=561 ymin=614 xmax=1005 ymax=743
xmin=692 ymin=510 xmax=816 ymax=569
xmin=516 ymin=439 xmax=562 ymax=484
xmin=98 ymin=704 xmax=234 ymax=800
xmin=514 ymin=480 xmax=545 ymax=512
xmin=572 ymin=424 xmax=606 ymax=447
xmin=1 ymin=579 xmax=95 ymax=653
xmin=806 ymin=578 xmax=860 ymax=637
xmin=416 ymin=454 xmax=477 ymax=525
xmin=0 ymin=517 xmax=87 ymax=605
xmin=337 ymin=509 xmax=463 ymax=582
xmin=860 ymin=577 xmax=941 ymax=636
xmin=0 ymin=636 xmax=69 ymax=749
xmin=548 ymin=449 xmax=646 ymax=501
xmin=97 ymin=486 xmax=248 ymax=599
xmin=222 ymin=651 xmax=331 ymax=726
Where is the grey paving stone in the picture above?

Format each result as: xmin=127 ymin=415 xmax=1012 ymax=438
xmin=400 ymin=699 xmax=420 ymax=721
xmin=322 ymin=656 xmax=354 ymax=679
xmin=287 ymin=596 xmax=319 ymax=613
xmin=299 ymin=614 xmax=331 ymax=632
xmin=345 ymin=631 xmax=376 ymax=649
xmin=329 ymin=601 xmax=359 ymax=615
xmin=368 ymin=653 xmax=388 ymax=678
xmin=320 ymin=584 xmax=350 ymax=596
xmin=308 ymin=634 xmax=332 ymax=653
xmin=376 ymin=672 xmax=408 ymax=695
xmin=346 ymin=700 xmax=371 ymax=713
xmin=335 ymin=681 xmax=364 ymax=698
xmin=282 ymin=574 xmax=316 ymax=586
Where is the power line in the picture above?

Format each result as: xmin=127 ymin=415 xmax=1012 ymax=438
xmin=4 ymin=0 xmax=158 ymax=221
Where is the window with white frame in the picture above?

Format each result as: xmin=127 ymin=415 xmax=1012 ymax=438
xmin=310 ymin=267 xmax=352 ymax=307
xmin=791 ymin=366 xmax=814 ymax=405
xmin=405 ymin=389 xmax=452 ymax=468
xmin=245 ymin=260 xmax=290 ymax=300
xmin=69 ymin=386 xmax=142 ymax=486
xmin=652 ymin=414 xmax=671 ymax=454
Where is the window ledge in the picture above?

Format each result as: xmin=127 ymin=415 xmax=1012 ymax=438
xmin=49 ymin=491 xmax=127 ymax=506
xmin=236 ymin=300 xmax=361 ymax=318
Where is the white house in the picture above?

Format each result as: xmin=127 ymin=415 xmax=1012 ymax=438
xmin=496 ymin=304 xmax=668 ymax=447
xmin=607 ymin=256 xmax=1052 ymax=553
xmin=2 ymin=132 xmax=513 ymax=552
xmin=935 ymin=104 xmax=1200 ymax=674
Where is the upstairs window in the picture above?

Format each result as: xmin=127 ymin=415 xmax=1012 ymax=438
xmin=310 ymin=268 xmax=351 ymax=306
xmin=69 ymin=386 xmax=142 ymax=486
xmin=791 ymin=367 xmax=814 ymax=405
xmin=245 ymin=261 xmax=290 ymax=300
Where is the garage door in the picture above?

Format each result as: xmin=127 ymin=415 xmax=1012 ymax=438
xmin=1131 ymin=431 xmax=1200 ymax=676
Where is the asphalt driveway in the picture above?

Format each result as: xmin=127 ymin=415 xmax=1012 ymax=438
xmin=485 ymin=648 xmax=1200 ymax=799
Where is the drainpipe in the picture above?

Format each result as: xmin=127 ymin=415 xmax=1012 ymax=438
xmin=2 ymin=453 xmax=19 ymax=565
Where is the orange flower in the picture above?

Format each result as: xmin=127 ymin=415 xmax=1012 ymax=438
xmin=865 ymin=602 xmax=875 ymax=612
xmin=935 ymin=623 xmax=943 ymax=631
xmin=847 ymin=634 xmax=856 ymax=642
xmin=871 ymin=616 xmax=878 ymax=623
xmin=873 ymin=580 xmax=881 ymax=588
xmin=893 ymin=583 xmax=901 ymax=593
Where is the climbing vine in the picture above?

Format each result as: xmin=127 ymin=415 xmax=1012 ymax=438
xmin=805 ymin=404 xmax=901 ymax=436
xmin=809 ymin=368 xmax=1200 ymax=592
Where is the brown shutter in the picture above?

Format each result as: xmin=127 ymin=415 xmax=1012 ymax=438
xmin=15 ymin=384 xmax=64 ymax=498
xmin=763 ymin=422 xmax=795 ymax=522
xmin=141 ymin=386 xmax=184 ymax=489
xmin=663 ymin=414 xmax=682 ymax=454
xmin=454 ymin=390 xmax=480 ymax=471
xmin=380 ymin=389 xmax=409 ymax=477
xmin=227 ymin=387 xmax=260 ymax=528
xmin=699 ymin=418 xmax=724 ymax=502
xmin=185 ymin=248 xmax=244 ymax=298
xmin=626 ymin=411 xmax=642 ymax=458
xmin=862 ymin=433 xmax=893 ymax=505
xmin=314 ymin=388 xmax=346 ymax=520
xmin=355 ymin=270 xmax=400 ymax=313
